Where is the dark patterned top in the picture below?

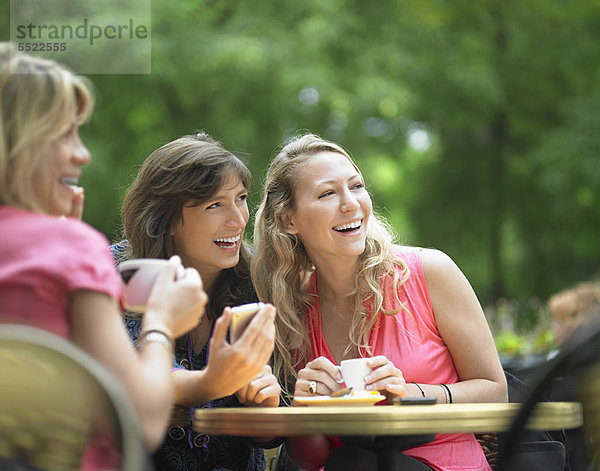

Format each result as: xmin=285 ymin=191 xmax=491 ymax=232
xmin=111 ymin=241 xmax=280 ymax=471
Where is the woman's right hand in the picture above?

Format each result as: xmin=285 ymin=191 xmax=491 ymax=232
xmin=294 ymin=356 xmax=344 ymax=399
xmin=202 ymin=304 xmax=276 ymax=398
xmin=235 ymin=364 xmax=281 ymax=407
xmin=143 ymin=256 xmax=208 ymax=338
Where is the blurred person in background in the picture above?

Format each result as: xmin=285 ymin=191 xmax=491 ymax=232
xmin=0 ymin=43 xmax=208 ymax=466
xmin=112 ymin=132 xmax=281 ymax=471
xmin=549 ymin=282 xmax=600 ymax=350
xmin=547 ymin=282 xmax=600 ymax=471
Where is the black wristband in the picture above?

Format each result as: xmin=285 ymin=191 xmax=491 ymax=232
xmin=411 ymin=382 xmax=425 ymax=397
xmin=439 ymin=383 xmax=453 ymax=404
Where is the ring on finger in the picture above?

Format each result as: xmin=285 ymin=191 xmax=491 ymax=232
xmin=308 ymin=381 xmax=317 ymax=395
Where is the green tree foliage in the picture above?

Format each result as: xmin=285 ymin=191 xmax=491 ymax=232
xmin=366 ymin=0 xmax=600 ymax=306
xmin=1 ymin=0 xmax=599 ymax=311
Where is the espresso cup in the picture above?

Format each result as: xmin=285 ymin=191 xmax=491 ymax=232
xmin=118 ymin=258 xmax=183 ymax=313
xmin=339 ymin=358 xmax=372 ymax=392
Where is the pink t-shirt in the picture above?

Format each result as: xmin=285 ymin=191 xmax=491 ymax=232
xmin=0 ymin=206 xmax=124 ymax=469
xmin=304 ymin=246 xmax=491 ymax=471
xmin=0 ymin=205 xmax=122 ymax=338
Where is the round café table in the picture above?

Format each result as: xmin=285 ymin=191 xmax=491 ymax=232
xmin=194 ymin=402 xmax=582 ymax=436
xmin=194 ymin=402 xmax=582 ymax=470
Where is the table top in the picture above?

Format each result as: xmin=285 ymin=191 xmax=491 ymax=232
xmin=193 ymin=402 xmax=583 ymax=437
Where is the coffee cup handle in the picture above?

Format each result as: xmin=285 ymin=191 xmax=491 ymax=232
xmin=335 ymin=366 xmax=345 ymax=384
xmin=168 ymin=255 xmax=185 ymax=280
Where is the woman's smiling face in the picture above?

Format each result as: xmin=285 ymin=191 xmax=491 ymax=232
xmin=32 ymin=121 xmax=91 ymax=216
xmin=171 ymin=173 xmax=249 ymax=281
xmin=284 ymin=151 xmax=372 ymax=263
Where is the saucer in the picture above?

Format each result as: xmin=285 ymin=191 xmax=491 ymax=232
xmin=294 ymin=391 xmax=386 ymax=407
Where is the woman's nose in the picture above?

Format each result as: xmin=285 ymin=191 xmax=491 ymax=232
xmin=226 ymin=206 xmax=248 ymax=228
xmin=340 ymin=191 xmax=360 ymax=212
xmin=73 ymin=140 xmax=91 ymax=166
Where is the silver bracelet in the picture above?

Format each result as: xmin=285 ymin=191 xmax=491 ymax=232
xmin=137 ymin=330 xmax=174 ymax=355
xmin=439 ymin=383 xmax=452 ymax=404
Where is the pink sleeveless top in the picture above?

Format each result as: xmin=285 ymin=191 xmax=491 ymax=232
xmin=304 ymin=246 xmax=491 ymax=471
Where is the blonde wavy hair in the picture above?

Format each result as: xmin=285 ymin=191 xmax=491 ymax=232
xmin=252 ymin=133 xmax=409 ymax=397
xmin=0 ymin=42 xmax=93 ymax=212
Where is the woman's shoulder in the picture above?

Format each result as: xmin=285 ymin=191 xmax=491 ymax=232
xmin=21 ymin=210 xmax=110 ymax=253
xmin=392 ymin=245 xmax=451 ymax=265
xmin=406 ymin=247 xmax=464 ymax=293
xmin=58 ymin=219 xmax=112 ymax=257
xmin=2 ymin=206 xmax=105 ymax=242
xmin=391 ymin=246 xmax=459 ymax=286
xmin=417 ymin=247 xmax=456 ymax=272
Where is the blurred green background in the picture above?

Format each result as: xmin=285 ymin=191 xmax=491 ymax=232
xmin=3 ymin=0 xmax=600 ymax=357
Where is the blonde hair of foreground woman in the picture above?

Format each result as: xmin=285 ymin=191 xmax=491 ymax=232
xmin=0 ymin=43 xmax=92 ymax=212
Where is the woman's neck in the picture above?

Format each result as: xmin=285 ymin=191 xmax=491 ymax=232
xmin=200 ymin=271 xmax=218 ymax=296
xmin=313 ymin=257 xmax=358 ymax=305
xmin=177 ymin=254 xmax=221 ymax=295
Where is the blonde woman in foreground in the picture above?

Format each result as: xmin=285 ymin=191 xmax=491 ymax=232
xmin=0 ymin=44 xmax=207 ymax=468
xmin=252 ymin=133 xmax=507 ymax=471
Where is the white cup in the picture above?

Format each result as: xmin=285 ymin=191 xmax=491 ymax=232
xmin=118 ymin=258 xmax=183 ymax=313
xmin=339 ymin=358 xmax=372 ymax=392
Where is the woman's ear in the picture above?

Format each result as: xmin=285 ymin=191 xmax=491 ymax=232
xmin=280 ymin=211 xmax=298 ymax=234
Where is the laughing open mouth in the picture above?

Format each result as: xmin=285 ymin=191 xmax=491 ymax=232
xmin=214 ymin=235 xmax=241 ymax=249
xmin=333 ymin=220 xmax=362 ymax=233
xmin=60 ymin=177 xmax=79 ymax=187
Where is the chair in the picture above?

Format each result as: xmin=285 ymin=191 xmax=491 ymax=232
xmin=475 ymin=370 xmax=569 ymax=471
xmin=497 ymin=322 xmax=600 ymax=471
xmin=0 ymin=324 xmax=149 ymax=471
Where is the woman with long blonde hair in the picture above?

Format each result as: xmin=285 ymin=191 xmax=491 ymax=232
xmin=252 ymin=133 xmax=507 ymax=470
xmin=0 ymin=43 xmax=207 ymax=467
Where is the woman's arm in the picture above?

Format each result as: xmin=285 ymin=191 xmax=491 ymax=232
xmin=172 ymin=305 xmax=277 ymax=406
xmin=69 ymin=263 xmax=207 ymax=450
xmin=420 ymin=248 xmax=507 ymax=403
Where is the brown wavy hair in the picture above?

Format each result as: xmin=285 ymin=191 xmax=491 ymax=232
xmin=119 ymin=131 xmax=254 ymax=320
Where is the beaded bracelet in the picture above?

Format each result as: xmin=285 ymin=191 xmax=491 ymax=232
xmin=439 ymin=383 xmax=453 ymax=404
xmin=411 ymin=382 xmax=426 ymax=397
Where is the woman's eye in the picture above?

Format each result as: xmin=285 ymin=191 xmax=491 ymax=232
xmin=351 ymin=183 xmax=365 ymax=190
xmin=238 ymin=194 xmax=248 ymax=202
xmin=206 ymin=202 xmax=220 ymax=210
xmin=318 ymin=190 xmax=334 ymax=199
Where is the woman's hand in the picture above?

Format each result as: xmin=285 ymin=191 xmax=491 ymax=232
xmin=202 ymin=304 xmax=276 ymax=399
xmin=68 ymin=186 xmax=85 ymax=220
xmin=144 ymin=256 xmax=208 ymax=338
xmin=364 ymin=355 xmax=407 ymax=400
xmin=236 ymin=365 xmax=281 ymax=407
xmin=293 ymin=356 xmax=344 ymax=399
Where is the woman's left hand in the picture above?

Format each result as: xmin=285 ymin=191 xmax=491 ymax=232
xmin=364 ymin=355 xmax=406 ymax=400
xmin=236 ymin=365 xmax=281 ymax=407
xmin=69 ymin=186 xmax=85 ymax=220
